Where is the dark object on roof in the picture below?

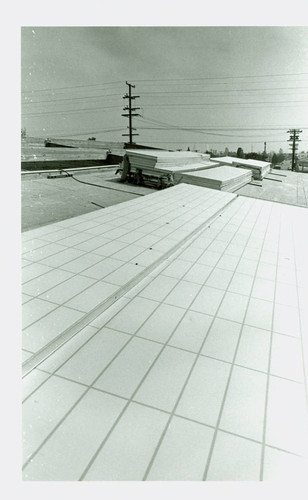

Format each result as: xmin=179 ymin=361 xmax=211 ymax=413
xmin=45 ymin=140 xmax=75 ymax=148
xmin=124 ymin=142 xmax=166 ymax=151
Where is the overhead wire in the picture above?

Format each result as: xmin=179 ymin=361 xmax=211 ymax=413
xmin=21 ymin=73 xmax=308 ymax=96
xmin=22 ymin=105 xmax=123 ymax=116
xmin=140 ymin=86 xmax=308 ymax=95
xmin=22 ymin=86 xmax=308 ymax=104
xmin=133 ymin=72 xmax=308 ymax=82
xmin=134 ymin=116 xmax=306 ymax=143
xmin=22 ymin=73 xmax=308 ymax=145
xmin=22 ymin=93 xmax=124 ymax=105
xmin=139 ymin=139 xmax=294 ymax=145
xmin=137 ymin=115 xmax=304 ymax=131
xmin=21 ymin=80 xmax=124 ymax=93
xmin=22 ymin=100 xmax=308 ymax=117
xmin=140 ymin=101 xmax=308 ymax=108
xmin=137 ymin=126 xmax=286 ymax=139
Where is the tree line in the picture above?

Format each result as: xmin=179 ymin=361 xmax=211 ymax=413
xmin=204 ymin=146 xmax=286 ymax=165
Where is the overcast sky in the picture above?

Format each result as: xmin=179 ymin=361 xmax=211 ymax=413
xmin=21 ymin=26 xmax=308 ymax=153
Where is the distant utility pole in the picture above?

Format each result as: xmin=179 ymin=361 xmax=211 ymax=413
xmin=122 ymin=81 xmax=140 ymax=146
xmin=287 ymin=129 xmax=302 ymax=171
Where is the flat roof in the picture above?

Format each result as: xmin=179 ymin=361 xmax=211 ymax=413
xmin=22 ymin=169 xmax=308 ymax=233
xmin=22 ymin=183 xmax=308 ymax=481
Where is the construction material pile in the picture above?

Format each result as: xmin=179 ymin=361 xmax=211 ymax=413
xmin=173 ymin=165 xmax=252 ymax=192
xmin=125 ymin=149 xmax=217 ymax=175
xmin=211 ymin=156 xmax=271 ymax=180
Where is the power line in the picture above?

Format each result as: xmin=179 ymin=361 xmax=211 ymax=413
xmin=137 ymin=116 xmax=307 ymax=131
xmin=137 ymin=127 xmax=286 ymax=139
xmin=21 ymin=81 xmax=124 ymax=94
xmin=22 ymin=89 xmax=308 ymax=106
xmin=22 ymin=93 xmax=122 ymax=105
xmin=22 ymin=100 xmax=308 ymax=117
xmin=142 ymin=100 xmax=308 ymax=108
xmin=22 ymin=105 xmax=122 ymax=117
xmin=136 ymin=78 xmax=308 ymax=88
xmin=135 ymin=115 xmax=307 ymax=143
xmin=21 ymin=73 xmax=308 ymax=95
xmin=135 ymin=117 xmax=283 ymax=137
xmin=137 ymin=125 xmax=286 ymax=139
xmin=30 ymin=120 xmax=305 ymax=138
xmin=134 ymin=72 xmax=308 ymax=82
xmin=141 ymin=101 xmax=308 ymax=110
xmin=139 ymin=139 xmax=301 ymax=145
xmin=140 ymin=86 xmax=308 ymax=95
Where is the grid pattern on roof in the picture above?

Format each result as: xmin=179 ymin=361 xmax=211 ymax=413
xmin=22 ymin=188 xmax=308 ymax=481
xmin=22 ymin=184 xmax=235 ymax=372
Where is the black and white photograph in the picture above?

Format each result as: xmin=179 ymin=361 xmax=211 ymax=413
xmin=3 ymin=3 xmax=308 ymax=498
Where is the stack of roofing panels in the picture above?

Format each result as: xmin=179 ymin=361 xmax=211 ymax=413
xmin=211 ymin=156 xmax=271 ymax=180
xmin=125 ymin=149 xmax=216 ymax=175
xmin=174 ymin=166 xmax=252 ymax=192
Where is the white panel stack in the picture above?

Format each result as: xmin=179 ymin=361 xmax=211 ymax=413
xmin=211 ymin=156 xmax=271 ymax=180
xmin=174 ymin=166 xmax=252 ymax=192
xmin=125 ymin=149 xmax=217 ymax=175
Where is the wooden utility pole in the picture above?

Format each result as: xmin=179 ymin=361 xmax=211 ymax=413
xmin=122 ymin=82 xmax=140 ymax=146
xmin=287 ymin=129 xmax=302 ymax=171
